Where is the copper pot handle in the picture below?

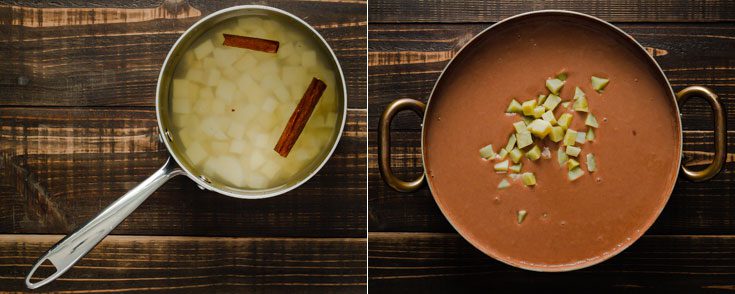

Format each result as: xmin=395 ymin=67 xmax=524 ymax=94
xmin=378 ymin=99 xmax=427 ymax=192
xmin=676 ymin=86 xmax=727 ymax=181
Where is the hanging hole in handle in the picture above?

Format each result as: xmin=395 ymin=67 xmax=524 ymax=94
xmin=26 ymin=256 xmax=63 ymax=289
xmin=378 ymin=99 xmax=427 ymax=192
xmin=676 ymin=86 xmax=727 ymax=182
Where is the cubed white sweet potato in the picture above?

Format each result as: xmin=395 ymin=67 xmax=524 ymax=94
xmin=301 ymin=50 xmax=317 ymax=68
xmin=213 ymin=47 xmax=240 ymax=70
xmin=261 ymin=96 xmax=278 ymax=112
xmin=205 ymin=68 xmax=221 ymax=87
xmin=249 ymin=150 xmax=267 ymax=170
xmin=238 ymin=17 xmax=264 ymax=32
xmin=184 ymin=141 xmax=208 ymax=165
xmin=210 ymin=141 xmax=229 ymax=155
xmin=215 ymin=80 xmax=237 ymax=102
xmin=234 ymin=54 xmax=258 ymax=72
xmin=193 ymin=40 xmax=214 ymax=60
xmin=229 ymin=139 xmax=249 ymax=154
xmin=282 ymin=66 xmax=308 ymax=86
xmin=226 ymin=122 xmax=246 ymax=139
xmin=213 ymin=155 xmax=244 ymax=187
xmin=185 ymin=68 xmax=206 ymax=85
xmin=199 ymin=117 xmax=228 ymax=140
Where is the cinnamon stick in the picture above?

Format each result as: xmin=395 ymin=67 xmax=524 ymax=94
xmin=274 ymin=78 xmax=328 ymax=157
xmin=222 ymin=33 xmax=279 ymax=53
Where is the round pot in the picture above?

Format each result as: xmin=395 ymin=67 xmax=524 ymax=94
xmin=26 ymin=5 xmax=347 ymax=288
xmin=378 ymin=10 xmax=726 ymax=271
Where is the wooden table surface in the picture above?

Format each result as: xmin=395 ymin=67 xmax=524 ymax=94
xmin=0 ymin=1 xmax=366 ymax=292
xmin=368 ymin=1 xmax=735 ymax=292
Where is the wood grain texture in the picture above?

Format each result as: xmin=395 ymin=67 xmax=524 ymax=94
xmin=369 ymin=0 xmax=735 ymax=23
xmin=1 ymin=234 xmax=366 ymax=293
xmin=0 ymin=108 xmax=366 ymax=237
xmin=369 ymin=232 xmax=735 ymax=292
xmin=0 ymin=0 xmax=366 ymax=108
xmin=368 ymin=23 xmax=735 ymax=131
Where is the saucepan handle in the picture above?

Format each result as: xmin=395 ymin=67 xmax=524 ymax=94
xmin=25 ymin=157 xmax=184 ymax=289
xmin=676 ymin=86 xmax=727 ymax=181
xmin=378 ymin=99 xmax=427 ymax=192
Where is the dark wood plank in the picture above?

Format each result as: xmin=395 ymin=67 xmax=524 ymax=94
xmin=369 ymin=232 xmax=735 ymax=292
xmin=369 ymin=0 xmax=735 ymax=23
xmin=0 ymin=234 xmax=366 ymax=293
xmin=368 ymin=130 xmax=735 ymax=234
xmin=0 ymin=107 xmax=366 ymax=237
xmin=368 ymin=23 xmax=735 ymax=132
xmin=0 ymin=0 xmax=366 ymax=108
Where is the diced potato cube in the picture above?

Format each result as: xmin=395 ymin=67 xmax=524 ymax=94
xmin=206 ymin=68 xmax=221 ymax=87
xmin=215 ymin=80 xmax=237 ymax=102
xmin=480 ymin=144 xmax=496 ymax=159
xmin=549 ymin=126 xmax=564 ymax=142
xmin=193 ymin=40 xmax=214 ymax=60
xmin=262 ymin=96 xmax=278 ymax=112
xmin=498 ymin=179 xmax=511 ymax=189
xmin=513 ymin=121 xmax=527 ymax=133
xmin=509 ymin=163 xmax=522 ymax=173
xmin=542 ymin=94 xmax=562 ymax=111
xmin=184 ymin=141 xmax=208 ymax=165
xmin=573 ymin=95 xmax=589 ymax=112
xmin=585 ymin=113 xmax=599 ymax=128
xmin=261 ymin=163 xmax=282 ymax=180
xmin=185 ymin=68 xmax=206 ymax=84
xmin=517 ymin=210 xmax=528 ymax=223
xmin=541 ymin=111 xmax=557 ymax=125
xmin=546 ymin=78 xmax=565 ymax=94
xmin=561 ymin=101 xmax=571 ymax=108
xmin=497 ymin=148 xmax=508 ymax=160
xmin=516 ymin=132 xmax=533 ymax=149
xmin=282 ymin=65 xmax=309 ymax=85
xmin=574 ymin=86 xmax=585 ymax=100
xmin=521 ymin=99 xmax=537 ymax=116
xmin=213 ymin=47 xmax=240 ymax=69
xmin=235 ymin=54 xmax=258 ymax=72
xmin=557 ymin=147 xmax=569 ymax=166
xmin=532 ymin=106 xmax=545 ymax=118
xmin=567 ymin=158 xmax=580 ymax=170
xmin=505 ymin=134 xmax=517 ymax=151
xmin=258 ymin=59 xmax=279 ymax=75
xmin=226 ymin=123 xmax=246 ymax=139
xmin=210 ymin=141 xmax=229 ymax=154
xmin=509 ymin=148 xmax=523 ymax=163
xmin=527 ymin=119 xmax=552 ymax=139
xmin=507 ymin=99 xmax=523 ymax=113
xmin=238 ymin=16 xmax=264 ymax=31
xmin=249 ymin=150 xmax=267 ymax=169
xmin=537 ymin=94 xmax=547 ymax=105
xmin=237 ymin=73 xmax=257 ymax=92
xmin=568 ymin=167 xmax=585 ymax=181
xmin=521 ymin=172 xmax=537 ymax=186
xmin=575 ymin=131 xmax=586 ymax=144
xmin=229 ymin=139 xmax=249 ymax=154
xmin=278 ymin=42 xmax=295 ymax=60
xmin=586 ymin=128 xmax=596 ymax=141
xmin=563 ymin=129 xmax=578 ymax=146
xmin=586 ymin=153 xmax=597 ymax=172
xmin=525 ymin=145 xmax=541 ymax=161
xmin=591 ymin=76 xmax=609 ymax=92
xmin=200 ymin=117 xmax=228 ymax=140
xmin=557 ymin=113 xmax=573 ymax=130
xmin=494 ymin=160 xmax=509 ymax=172
xmin=302 ymin=50 xmax=317 ymax=68
xmin=273 ymin=85 xmax=291 ymax=102
xmin=566 ymin=146 xmax=582 ymax=157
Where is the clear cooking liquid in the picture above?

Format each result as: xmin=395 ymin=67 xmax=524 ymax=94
xmin=169 ymin=15 xmax=339 ymax=189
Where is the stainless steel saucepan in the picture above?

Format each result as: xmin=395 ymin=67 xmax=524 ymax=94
xmin=25 ymin=5 xmax=347 ymax=289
